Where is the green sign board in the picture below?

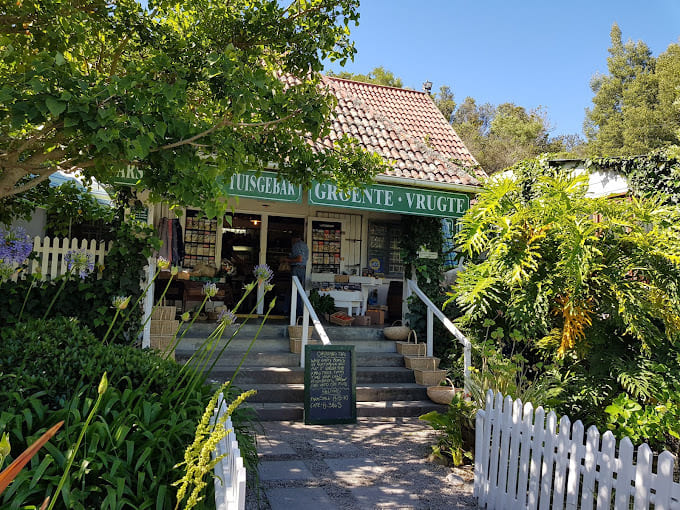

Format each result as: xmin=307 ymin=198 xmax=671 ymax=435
xmin=113 ymin=165 xmax=144 ymax=185
xmin=225 ymin=170 xmax=302 ymax=203
xmin=308 ymin=182 xmax=469 ymax=218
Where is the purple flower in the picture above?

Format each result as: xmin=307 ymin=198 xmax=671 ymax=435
xmin=64 ymin=250 xmax=95 ymax=280
xmin=253 ymin=264 xmax=273 ymax=285
xmin=217 ymin=309 xmax=237 ymax=326
xmin=0 ymin=227 xmax=32 ymax=266
xmin=203 ymin=282 xmax=218 ymax=298
xmin=0 ymin=227 xmax=33 ymax=281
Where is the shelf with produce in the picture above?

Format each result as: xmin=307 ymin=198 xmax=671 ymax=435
xmin=311 ymin=220 xmax=342 ymax=274
xmin=183 ymin=214 xmax=218 ymax=268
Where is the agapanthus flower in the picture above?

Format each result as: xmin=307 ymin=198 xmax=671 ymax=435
xmin=64 ymin=250 xmax=95 ymax=280
xmin=203 ymin=282 xmax=218 ymax=298
xmin=157 ymin=257 xmax=170 ymax=270
xmin=253 ymin=264 xmax=273 ymax=285
xmin=112 ymin=295 xmax=131 ymax=310
xmin=0 ymin=227 xmax=32 ymax=265
xmin=171 ymin=265 xmax=179 ymax=276
xmin=181 ymin=312 xmax=190 ymax=322
xmin=217 ymin=309 xmax=237 ymax=326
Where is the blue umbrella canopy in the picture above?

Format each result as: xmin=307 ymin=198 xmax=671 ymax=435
xmin=48 ymin=172 xmax=112 ymax=206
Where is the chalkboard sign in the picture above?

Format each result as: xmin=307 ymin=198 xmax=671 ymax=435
xmin=304 ymin=345 xmax=356 ymax=425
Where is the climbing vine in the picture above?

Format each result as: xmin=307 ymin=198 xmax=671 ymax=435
xmin=401 ymin=216 xmax=464 ymax=366
xmin=586 ymin=147 xmax=680 ymax=205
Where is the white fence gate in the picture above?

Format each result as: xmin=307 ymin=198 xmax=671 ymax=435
xmin=10 ymin=236 xmax=112 ymax=282
xmin=213 ymin=396 xmax=246 ymax=510
xmin=475 ymin=391 xmax=680 ymax=509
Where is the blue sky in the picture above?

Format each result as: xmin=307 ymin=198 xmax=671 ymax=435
xmin=324 ymin=0 xmax=680 ymax=138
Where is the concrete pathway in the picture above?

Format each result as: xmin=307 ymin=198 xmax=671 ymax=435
xmin=246 ymin=417 xmax=476 ymax=509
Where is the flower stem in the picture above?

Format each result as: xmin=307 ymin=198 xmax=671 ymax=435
xmin=46 ymin=374 xmax=107 ymax=510
xmin=42 ymin=276 xmax=69 ymax=320
xmin=102 ymin=309 xmax=121 ymax=345
xmin=18 ymin=278 xmax=35 ymax=322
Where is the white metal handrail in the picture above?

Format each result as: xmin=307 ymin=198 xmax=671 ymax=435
xmin=405 ymin=279 xmax=472 ymax=383
xmin=290 ymin=275 xmax=331 ymax=367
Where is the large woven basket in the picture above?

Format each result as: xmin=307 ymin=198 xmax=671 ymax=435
xmin=288 ymin=316 xmax=314 ymax=340
xmin=427 ymin=378 xmax=458 ymax=405
xmin=383 ymin=320 xmax=410 ymax=341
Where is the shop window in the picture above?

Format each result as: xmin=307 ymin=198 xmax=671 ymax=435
xmin=367 ymin=221 xmax=403 ymax=277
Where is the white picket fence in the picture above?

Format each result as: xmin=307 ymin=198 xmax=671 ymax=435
xmin=213 ymin=395 xmax=246 ymax=510
xmin=475 ymin=391 xmax=680 ymax=509
xmin=9 ymin=236 xmax=112 ymax=282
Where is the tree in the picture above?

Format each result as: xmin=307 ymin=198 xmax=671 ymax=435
xmin=585 ymin=24 xmax=680 ymax=156
xmin=449 ymin=98 xmax=574 ymax=174
xmin=433 ymin=85 xmax=456 ymax=122
xmin=327 ymin=66 xmax=403 ymax=88
xmin=0 ymin=0 xmax=386 ymax=219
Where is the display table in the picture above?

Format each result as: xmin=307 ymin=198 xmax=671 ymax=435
xmin=319 ymin=290 xmax=364 ymax=316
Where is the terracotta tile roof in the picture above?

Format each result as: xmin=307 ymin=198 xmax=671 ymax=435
xmin=321 ymin=76 xmax=486 ymax=187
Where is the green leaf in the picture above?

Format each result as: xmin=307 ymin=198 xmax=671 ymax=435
xmin=45 ymin=97 xmax=66 ymax=117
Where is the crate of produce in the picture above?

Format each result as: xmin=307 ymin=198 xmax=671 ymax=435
xmin=330 ymin=311 xmax=354 ymax=326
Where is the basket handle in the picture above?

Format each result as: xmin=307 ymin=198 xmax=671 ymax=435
xmin=407 ymin=329 xmax=418 ymax=345
xmin=296 ymin=316 xmax=304 ymax=326
xmin=390 ymin=320 xmax=403 ymax=327
xmin=444 ymin=377 xmax=455 ymax=389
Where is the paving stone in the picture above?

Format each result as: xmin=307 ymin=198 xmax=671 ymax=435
xmin=257 ymin=437 xmax=297 ymax=457
xmin=350 ymin=485 xmax=420 ymax=508
xmin=258 ymin=460 xmax=314 ymax=481
xmin=265 ymin=487 xmax=338 ymax=510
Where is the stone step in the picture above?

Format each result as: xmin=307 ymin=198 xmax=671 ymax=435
xmin=177 ymin=350 xmax=406 ymax=368
xmin=244 ymin=383 xmax=429 ymax=403
xmin=177 ymin=336 xmax=396 ymax=353
xmin=207 ymin=366 xmax=416 ymax=385
xmin=248 ymin=400 xmax=448 ymax=421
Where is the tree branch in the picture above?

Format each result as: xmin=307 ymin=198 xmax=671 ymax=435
xmin=151 ymin=110 xmax=301 ymax=152
xmin=0 ymin=171 xmax=55 ymax=198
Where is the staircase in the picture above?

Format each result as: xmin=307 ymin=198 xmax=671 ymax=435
xmin=175 ymin=322 xmax=447 ymax=421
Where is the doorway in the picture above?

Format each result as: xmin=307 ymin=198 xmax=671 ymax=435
xmin=266 ymin=216 xmax=305 ymax=315
xmin=222 ymin=213 xmax=262 ymax=312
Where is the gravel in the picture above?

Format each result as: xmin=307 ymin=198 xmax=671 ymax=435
xmin=245 ymin=417 xmax=476 ymax=509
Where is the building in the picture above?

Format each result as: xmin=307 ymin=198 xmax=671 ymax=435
xmin=140 ymin=77 xmax=485 ymax=322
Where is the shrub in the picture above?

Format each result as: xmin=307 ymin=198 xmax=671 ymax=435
xmin=0 ymin=317 xmax=220 ymax=509
xmin=0 ymin=318 xmax=180 ymax=407
xmin=451 ymin=156 xmax=680 ymax=447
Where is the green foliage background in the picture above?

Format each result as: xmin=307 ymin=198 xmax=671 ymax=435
xmin=451 ymin=157 xmax=680 ymax=452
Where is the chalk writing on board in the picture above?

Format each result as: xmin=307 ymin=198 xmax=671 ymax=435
xmin=309 ymin=351 xmax=349 ymax=410
xmin=304 ymin=345 xmax=356 ymax=424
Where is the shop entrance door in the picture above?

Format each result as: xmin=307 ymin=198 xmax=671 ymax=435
xmin=266 ymin=216 xmax=305 ymax=316
xmin=222 ymin=213 xmax=261 ymax=313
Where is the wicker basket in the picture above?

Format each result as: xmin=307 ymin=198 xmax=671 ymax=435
xmin=396 ymin=330 xmax=426 ymax=355
xmin=383 ymin=320 xmax=410 ymax=341
xmin=414 ymin=368 xmax=447 ymax=386
xmin=330 ymin=312 xmax=354 ymax=326
xmin=288 ymin=316 xmax=314 ymax=340
xmin=427 ymin=378 xmax=458 ymax=405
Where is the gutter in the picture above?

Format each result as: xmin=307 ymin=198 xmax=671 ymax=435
xmin=375 ymin=174 xmax=482 ymax=194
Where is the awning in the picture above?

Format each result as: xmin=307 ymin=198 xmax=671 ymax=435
xmin=49 ymin=172 xmax=112 ymax=206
